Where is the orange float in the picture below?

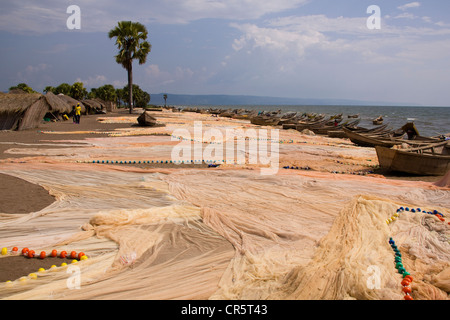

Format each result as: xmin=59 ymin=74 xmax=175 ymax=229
xmin=401 ymin=279 xmax=411 ymax=287
xmin=402 ymin=286 xmax=412 ymax=294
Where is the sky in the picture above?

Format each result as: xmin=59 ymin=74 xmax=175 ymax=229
xmin=1 ymin=0 xmax=450 ymax=106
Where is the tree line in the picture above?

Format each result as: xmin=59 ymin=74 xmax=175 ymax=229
xmin=9 ymin=82 xmax=151 ymax=109
xmin=10 ymin=20 xmax=155 ymax=113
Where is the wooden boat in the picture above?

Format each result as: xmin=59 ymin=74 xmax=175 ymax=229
xmin=137 ymin=111 xmax=157 ymax=127
xmin=278 ymin=112 xmax=299 ymax=125
xmin=250 ymin=115 xmax=280 ymax=126
xmin=208 ymin=108 xmax=222 ymax=115
xmin=373 ymin=115 xmax=384 ymax=125
xmin=343 ymin=127 xmax=402 ymax=148
xmin=344 ymin=124 xmax=442 ymax=148
xmin=219 ymin=109 xmax=235 ymax=118
xmin=375 ymin=141 xmax=450 ymax=176
xmin=328 ymin=123 xmax=388 ymax=138
xmin=312 ymin=119 xmax=360 ymax=135
xmin=233 ymin=110 xmax=258 ymax=120
xmin=348 ymin=114 xmax=359 ymax=118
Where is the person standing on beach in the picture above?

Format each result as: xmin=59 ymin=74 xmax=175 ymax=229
xmin=75 ymin=103 xmax=81 ymax=124
xmin=71 ymin=106 xmax=76 ymax=123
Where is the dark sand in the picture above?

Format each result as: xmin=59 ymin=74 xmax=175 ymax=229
xmin=0 ymin=111 xmax=136 ymax=158
xmin=0 ymin=173 xmax=55 ymax=214
xmin=0 ymin=255 xmax=83 ymax=283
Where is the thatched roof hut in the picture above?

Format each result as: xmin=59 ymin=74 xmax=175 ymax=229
xmin=0 ymin=92 xmax=85 ymax=130
xmin=8 ymin=88 xmax=29 ymax=94
xmin=55 ymin=94 xmax=86 ymax=114
xmin=82 ymin=98 xmax=105 ymax=114
xmin=44 ymin=92 xmax=72 ymax=115
xmin=0 ymin=93 xmax=44 ymax=130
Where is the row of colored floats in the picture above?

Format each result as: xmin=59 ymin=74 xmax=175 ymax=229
xmin=1 ymin=247 xmax=88 ymax=285
xmin=387 ymin=206 xmax=448 ymax=300
xmin=39 ymin=130 xmax=172 ymax=138
xmin=171 ymin=134 xmax=355 ymax=148
xmin=283 ymin=165 xmax=312 ymax=171
xmin=388 ymin=237 xmax=414 ymax=300
xmin=20 ymin=247 xmax=88 ymax=260
xmin=108 ymin=132 xmax=171 ymax=137
xmin=86 ymin=159 xmax=229 ymax=166
xmin=335 ymin=159 xmax=379 ymax=169
xmin=386 ymin=207 xmax=448 ymax=225
xmin=282 ymin=165 xmax=376 ymax=176
xmin=2 ymin=246 xmax=88 ymax=260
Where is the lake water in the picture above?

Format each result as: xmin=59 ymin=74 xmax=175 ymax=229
xmin=194 ymin=105 xmax=450 ymax=137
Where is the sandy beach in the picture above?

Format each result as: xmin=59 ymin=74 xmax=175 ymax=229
xmin=0 ymin=109 xmax=448 ymax=300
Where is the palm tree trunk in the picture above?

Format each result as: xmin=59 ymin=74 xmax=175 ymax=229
xmin=127 ymin=62 xmax=133 ymax=114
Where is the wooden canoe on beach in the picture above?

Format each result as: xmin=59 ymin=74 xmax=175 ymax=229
xmin=250 ymin=115 xmax=280 ymax=126
xmin=137 ymin=111 xmax=157 ymax=127
xmin=375 ymin=140 xmax=450 ymax=176
xmin=311 ymin=119 xmax=360 ymax=135
xmin=342 ymin=127 xmax=401 ymax=148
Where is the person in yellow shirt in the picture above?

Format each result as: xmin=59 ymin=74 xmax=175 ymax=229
xmin=74 ymin=103 xmax=81 ymax=124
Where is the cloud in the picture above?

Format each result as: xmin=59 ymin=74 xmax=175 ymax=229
xmin=16 ymin=64 xmax=50 ymax=81
xmin=393 ymin=12 xmax=417 ymax=19
xmin=0 ymin=0 xmax=309 ymax=34
xmin=398 ymin=2 xmax=421 ymax=11
xmin=144 ymin=64 xmax=195 ymax=89
xmin=230 ymin=22 xmax=325 ymax=57
xmin=75 ymin=75 xmax=108 ymax=88
xmin=0 ymin=2 xmax=66 ymax=35
xmin=13 ymin=63 xmax=53 ymax=90
xmin=219 ymin=12 xmax=450 ymax=103
xmin=230 ymin=13 xmax=450 ymax=63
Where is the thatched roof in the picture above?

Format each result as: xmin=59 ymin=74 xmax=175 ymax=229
xmin=8 ymin=88 xmax=29 ymax=94
xmin=44 ymin=92 xmax=72 ymax=114
xmin=0 ymin=92 xmax=86 ymax=130
xmin=0 ymin=92 xmax=44 ymax=130
xmin=56 ymin=94 xmax=86 ymax=113
xmin=82 ymin=99 xmax=105 ymax=114
xmin=0 ymin=92 xmax=43 ymax=114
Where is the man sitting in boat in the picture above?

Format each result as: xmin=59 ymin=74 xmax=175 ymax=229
xmin=401 ymin=123 xmax=420 ymax=140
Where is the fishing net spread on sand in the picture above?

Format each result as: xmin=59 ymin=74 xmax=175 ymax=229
xmin=0 ymin=114 xmax=448 ymax=300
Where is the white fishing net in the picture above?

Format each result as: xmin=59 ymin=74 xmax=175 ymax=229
xmin=0 ymin=114 xmax=448 ymax=300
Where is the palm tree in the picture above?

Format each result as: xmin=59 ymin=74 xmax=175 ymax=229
xmin=163 ymin=94 xmax=168 ymax=107
xmin=108 ymin=21 xmax=151 ymax=114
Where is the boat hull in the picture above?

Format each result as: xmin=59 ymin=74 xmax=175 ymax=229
xmin=343 ymin=128 xmax=399 ymax=148
xmin=375 ymin=145 xmax=450 ymax=176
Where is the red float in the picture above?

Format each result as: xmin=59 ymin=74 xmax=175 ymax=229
xmin=402 ymin=286 xmax=412 ymax=294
